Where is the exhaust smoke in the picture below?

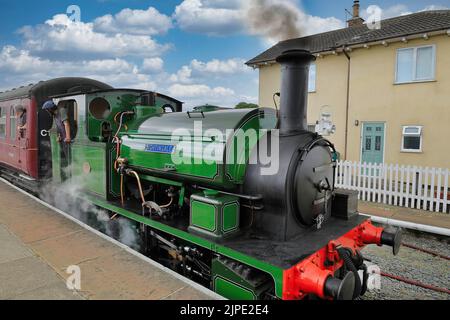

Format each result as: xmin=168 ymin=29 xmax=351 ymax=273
xmin=244 ymin=0 xmax=304 ymax=43
xmin=40 ymin=171 xmax=140 ymax=250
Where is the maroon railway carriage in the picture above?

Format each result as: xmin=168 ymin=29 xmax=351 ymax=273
xmin=0 ymin=78 xmax=112 ymax=183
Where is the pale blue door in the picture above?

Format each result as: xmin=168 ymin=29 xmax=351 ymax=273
xmin=362 ymin=123 xmax=384 ymax=164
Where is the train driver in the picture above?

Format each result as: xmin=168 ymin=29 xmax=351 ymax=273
xmin=42 ymin=100 xmax=72 ymax=160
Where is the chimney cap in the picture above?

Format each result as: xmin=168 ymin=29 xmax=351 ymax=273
xmin=276 ymin=50 xmax=316 ymax=64
xmin=352 ymin=0 xmax=361 ymax=17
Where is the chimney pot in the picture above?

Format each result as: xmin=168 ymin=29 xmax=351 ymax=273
xmin=353 ymin=0 xmax=360 ymax=18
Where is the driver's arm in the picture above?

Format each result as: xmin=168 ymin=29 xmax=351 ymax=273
xmin=64 ymin=120 xmax=71 ymax=142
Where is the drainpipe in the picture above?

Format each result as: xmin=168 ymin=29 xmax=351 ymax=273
xmin=342 ymin=46 xmax=351 ymax=160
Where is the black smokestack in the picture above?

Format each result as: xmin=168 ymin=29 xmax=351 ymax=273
xmin=276 ymin=49 xmax=315 ymax=135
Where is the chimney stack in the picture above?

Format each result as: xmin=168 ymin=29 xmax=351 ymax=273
xmin=275 ymin=50 xmax=315 ymax=135
xmin=353 ymin=0 xmax=360 ymax=18
xmin=347 ymin=0 xmax=365 ymax=27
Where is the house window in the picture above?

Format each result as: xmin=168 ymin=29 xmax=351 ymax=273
xmin=0 ymin=108 xmax=6 ymax=138
xmin=308 ymin=63 xmax=316 ymax=92
xmin=396 ymin=45 xmax=435 ymax=83
xmin=10 ymin=106 xmax=16 ymax=141
xmin=402 ymin=126 xmax=423 ymax=152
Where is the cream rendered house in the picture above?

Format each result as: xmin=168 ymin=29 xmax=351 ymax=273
xmin=247 ymin=6 xmax=450 ymax=169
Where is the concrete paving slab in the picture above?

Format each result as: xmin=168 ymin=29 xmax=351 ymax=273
xmin=74 ymin=250 xmax=188 ymax=300
xmin=0 ymin=191 xmax=45 ymax=211
xmin=29 ymin=230 xmax=122 ymax=272
xmin=0 ymin=225 xmax=33 ymax=264
xmin=0 ymin=256 xmax=63 ymax=299
xmin=9 ymin=281 xmax=84 ymax=300
xmin=162 ymin=286 xmax=214 ymax=300
xmin=0 ymin=180 xmax=218 ymax=300
xmin=3 ymin=211 xmax=83 ymax=244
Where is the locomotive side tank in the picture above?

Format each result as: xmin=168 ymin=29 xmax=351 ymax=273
xmin=119 ymin=108 xmax=277 ymax=189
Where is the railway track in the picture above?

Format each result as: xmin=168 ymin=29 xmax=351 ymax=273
xmin=362 ymin=228 xmax=450 ymax=300
xmin=379 ymin=242 xmax=450 ymax=295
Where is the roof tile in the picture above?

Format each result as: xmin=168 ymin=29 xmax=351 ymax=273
xmin=247 ymin=10 xmax=450 ymax=65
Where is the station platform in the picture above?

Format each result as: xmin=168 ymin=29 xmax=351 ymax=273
xmin=359 ymin=201 xmax=450 ymax=230
xmin=0 ymin=180 xmax=219 ymax=300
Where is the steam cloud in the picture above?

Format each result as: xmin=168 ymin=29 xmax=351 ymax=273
xmin=41 ymin=171 xmax=140 ymax=250
xmin=244 ymin=0 xmax=304 ymax=43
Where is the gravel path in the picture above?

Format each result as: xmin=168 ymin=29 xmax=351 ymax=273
xmin=361 ymin=228 xmax=450 ymax=300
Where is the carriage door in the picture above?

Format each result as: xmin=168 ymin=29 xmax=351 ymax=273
xmin=17 ymin=103 xmax=29 ymax=173
xmin=9 ymin=106 xmax=20 ymax=168
xmin=361 ymin=122 xmax=385 ymax=165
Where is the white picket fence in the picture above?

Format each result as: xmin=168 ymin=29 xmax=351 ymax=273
xmin=335 ymin=161 xmax=450 ymax=213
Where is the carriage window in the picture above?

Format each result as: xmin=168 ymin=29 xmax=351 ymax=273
xmin=0 ymin=108 xmax=6 ymax=138
xmin=10 ymin=106 xmax=16 ymax=140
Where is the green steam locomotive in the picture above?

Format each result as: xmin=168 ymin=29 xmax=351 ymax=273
xmin=2 ymin=50 xmax=401 ymax=300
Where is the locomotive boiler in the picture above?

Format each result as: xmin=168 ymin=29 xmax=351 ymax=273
xmin=0 ymin=50 xmax=402 ymax=300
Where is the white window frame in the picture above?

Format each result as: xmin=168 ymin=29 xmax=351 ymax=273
xmin=308 ymin=63 xmax=316 ymax=93
xmin=395 ymin=45 xmax=436 ymax=84
xmin=401 ymin=125 xmax=423 ymax=153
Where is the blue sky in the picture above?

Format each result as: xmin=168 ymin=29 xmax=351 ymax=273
xmin=0 ymin=0 xmax=448 ymax=109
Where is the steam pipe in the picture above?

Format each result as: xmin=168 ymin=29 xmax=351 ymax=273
xmin=275 ymin=50 xmax=315 ymax=135
xmin=127 ymin=169 xmax=146 ymax=204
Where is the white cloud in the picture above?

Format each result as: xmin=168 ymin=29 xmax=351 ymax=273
xmin=362 ymin=4 xmax=410 ymax=20
xmin=173 ymin=0 xmax=244 ymax=35
xmin=422 ymin=5 xmax=449 ymax=11
xmin=362 ymin=4 xmax=449 ymax=20
xmin=169 ymin=57 xmax=250 ymax=84
xmin=190 ymin=58 xmax=249 ymax=74
xmin=141 ymin=57 xmax=164 ymax=73
xmin=1 ymin=6 xmax=260 ymax=109
xmin=202 ymin=0 xmax=242 ymax=9
xmin=170 ymin=66 xmax=193 ymax=83
xmin=0 ymin=46 xmax=249 ymax=109
xmin=174 ymin=0 xmax=344 ymax=43
xmin=166 ymin=57 xmax=256 ymax=109
xmin=93 ymin=7 xmax=172 ymax=36
xmin=166 ymin=83 xmax=258 ymax=110
xmin=0 ymin=45 xmax=53 ymax=74
xmin=0 ymin=45 xmax=156 ymax=91
xmin=18 ymin=14 xmax=170 ymax=59
xmin=168 ymin=83 xmax=234 ymax=98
